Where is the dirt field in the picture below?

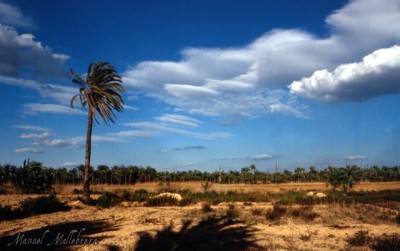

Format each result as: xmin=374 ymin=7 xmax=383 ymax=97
xmin=0 ymin=182 xmax=399 ymax=250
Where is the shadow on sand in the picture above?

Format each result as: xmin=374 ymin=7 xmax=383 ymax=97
xmin=0 ymin=220 xmax=118 ymax=251
xmin=134 ymin=216 xmax=264 ymax=251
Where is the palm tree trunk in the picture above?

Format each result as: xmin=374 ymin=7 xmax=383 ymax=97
xmin=83 ymin=107 xmax=93 ymax=202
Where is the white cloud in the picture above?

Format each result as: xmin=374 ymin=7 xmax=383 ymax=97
xmin=289 ymin=45 xmax=400 ymax=102
xmin=123 ymin=0 xmax=400 ymax=118
xmin=0 ymin=74 xmax=76 ymax=105
xmin=248 ymin=154 xmax=274 ymax=161
xmin=44 ymin=135 xmax=125 ymax=148
xmin=23 ymin=103 xmax=85 ymax=115
xmin=0 ymin=2 xmax=33 ymax=28
xmin=165 ymin=84 xmax=219 ymax=98
xmin=14 ymin=124 xmax=48 ymax=131
xmin=0 ymin=24 xmax=69 ymax=80
xmin=14 ymin=147 xmax=45 ymax=154
xmin=63 ymin=162 xmax=79 ymax=166
xmin=44 ymin=138 xmax=77 ymax=148
xmin=346 ymin=155 xmax=367 ymax=160
xmin=20 ymin=132 xmax=51 ymax=140
xmin=123 ymin=121 xmax=233 ymax=140
xmin=156 ymin=114 xmax=201 ymax=127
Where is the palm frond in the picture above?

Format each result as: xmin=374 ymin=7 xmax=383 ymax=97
xmin=71 ymin=61 xmax=125 ymax=125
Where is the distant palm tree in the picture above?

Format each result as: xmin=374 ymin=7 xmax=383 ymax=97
xmin=71 ymin=61 xmax=124 ymax=202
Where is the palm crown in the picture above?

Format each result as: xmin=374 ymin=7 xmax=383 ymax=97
xmin=70 ymin=61 xmax=125 ymax=124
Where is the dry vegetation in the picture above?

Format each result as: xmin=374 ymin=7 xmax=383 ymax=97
xmin=53 ymin=181 xmax=400 ymax=194
xmin=0 ymin=182 xmax=399 ymax=250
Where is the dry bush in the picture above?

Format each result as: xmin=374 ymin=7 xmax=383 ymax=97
xmin=96 ymin=192 xmax=122 ymax=208
xmin=201 ymin=202 xmax=213 ymax=213
xmin=226 ymin=203 xmax=239 ymax=219
xmin=346 ymin=230 xmax=370 ymax=247
xmin=299 ymin=233 xmax=312 ymax=241
xmin=266 ymin=204 xmax=287 ymax=221
xmin=252 ymin=208 xmax=263 ymax=216
xmin=370 ymin=233 xmax=400 ymax=251
xmin=290 ymin=205 xmax=319 ymax=221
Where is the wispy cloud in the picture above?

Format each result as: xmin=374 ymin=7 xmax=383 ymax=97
xmin=0 ymin=75 xmax=76 ymax=105
xmin=63 ymin=162 xmax=79 ymax=167
xmin=248 ymin=154 xmax=274 ymax=161
xmin=20 ymin=132 xmax=51 ymax=140
xmin=163 ymin=145 xmax=207 ymax=152
xmin=14 ymin=147 xmax=45 ymax=154
xmin=290 ymin=45 xmax=400 ymax=102
xmin=124 ymin=121 xmax=233 ymax=140
xmin=23 ymin=103 xmax=85 ymax=115
xmin=44 ymin=135 xmax=125 ymax=148
xmin=123 ymin=0 xmax=400 ymax=118
xmin=14 ymin=124 xmax=49 ymax=132
xmin=346 ymin=155 xmax=367 ymax=160
xmin=156 ymin=114 xmax=201 ymax=127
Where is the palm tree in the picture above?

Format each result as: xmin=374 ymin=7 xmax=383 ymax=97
xmin=71 ymin=61 xmax=124 ymax=202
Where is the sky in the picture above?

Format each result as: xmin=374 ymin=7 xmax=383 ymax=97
xmin=1 ymin=0 xmax=400 ymax=172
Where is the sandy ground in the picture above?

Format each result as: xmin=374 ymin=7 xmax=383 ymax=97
xmin=0 ymin=194 xmax=399 ymax=251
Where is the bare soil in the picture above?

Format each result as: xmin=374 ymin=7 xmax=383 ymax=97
xmin=0 ymin=182 xmax=399 ymax=250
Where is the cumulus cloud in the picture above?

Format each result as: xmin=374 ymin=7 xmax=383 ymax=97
xmin=123 ymin=0 xmax=400 ymax=118
xmin=290 ymin=46 xmax=400 ymax=102
xmin=0 ymin=24 xmax=69 ymax=80
xmin=14 ymin=147 xmax=45 ymax=154
xmin=0 ymin=2 xmax=33 ymax=28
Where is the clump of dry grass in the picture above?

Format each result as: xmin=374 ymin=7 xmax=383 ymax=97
xmin=346 ymin=230 xmax=370 ymax=247
xmin=226 ymin=203 xmax=240 ymax=219
xmin=290 ymin=205 xmax=319 ymax=221
xmin=251 ymin=208 xmax=263 ymax=216
xmin=370 ymin=233 xmax=400 ymax=251
xmin=266 ymin=204 xmax=287 ymax=221
xmin=201 ymin=202 xmax=213 ymax=213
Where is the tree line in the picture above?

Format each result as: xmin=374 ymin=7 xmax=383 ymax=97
xmin=0 ymin=160 xmax=399 ymax=193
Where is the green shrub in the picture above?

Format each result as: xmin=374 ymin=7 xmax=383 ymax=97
xmin=20 ymin=194 xmax=69 ymax=215
xmin=1 ymin=194 xmax=69 ymax=220
xmin=96 ymin=192 xmax=122 ymax=208
xmin=131 ymin=189 xmax=150 ymax=202
xmin=14 ymin=161 xmax=53 ymax=194
xmin=0 ymin=205 xmax=20 ymax=220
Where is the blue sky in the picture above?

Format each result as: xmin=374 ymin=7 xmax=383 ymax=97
xmin=1 ymin=0 xmax=400 ymax=171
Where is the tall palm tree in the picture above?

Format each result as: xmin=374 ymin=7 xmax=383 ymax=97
xmin=71 ymin=61 xmax=124 ymax=202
